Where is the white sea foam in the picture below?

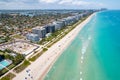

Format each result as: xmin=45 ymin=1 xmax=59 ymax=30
xmin=88 ymin=36 xmax=91 ymax=40
xmin=80 ymin=71 xmax=82 ymax=75
xmin=80 ymin=78 xmax=83 ymax=80
xmin=81 ymin=36 xmax=91 ymax=54
xmin=81 ymin=56 xmax=84 ymax=60
xmin=81 ymin=42 xmax=88 ymax=54
xmin=81 ymin=46 xmax=86 ymax=54
xmin=81 ymin=61 xmax=83 ymax=63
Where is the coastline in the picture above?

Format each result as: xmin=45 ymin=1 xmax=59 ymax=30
xmin=13 ymin=13 xmax=95 ymax=80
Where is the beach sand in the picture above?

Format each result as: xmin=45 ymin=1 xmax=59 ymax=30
xmin=13 ymin=13 xmax=95 ymax=80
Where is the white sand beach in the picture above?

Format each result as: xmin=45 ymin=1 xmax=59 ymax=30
xmin=13 ymin=13 xmax=95 ymax=80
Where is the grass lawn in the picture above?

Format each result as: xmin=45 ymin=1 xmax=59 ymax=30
xmin=29 ymin=50 xmax=46 ymax=62
xmin=13 ymin=60 xmax=30 ymax=73
xmin=0 ymin=73 xmax=16 ymax=80
xmin=12 ymin=34 xmax=24 ymax=39
xmin=0 ymin=69 xmax=9 ymax=77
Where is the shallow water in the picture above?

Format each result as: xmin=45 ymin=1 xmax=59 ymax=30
xmin=44 ymin=10 xmax=120 ymax=80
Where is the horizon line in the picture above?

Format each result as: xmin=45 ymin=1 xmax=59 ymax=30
xmin=0 ymin=8 xmax=106 ymax=10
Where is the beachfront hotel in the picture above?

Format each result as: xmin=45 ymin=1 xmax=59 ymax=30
xmin=25 ymin=12 xmax=87 ymax=42
xmin=62 ymin=16 xmax=77 ymax=26
xmin=26 ymin=33 xmax=39 ymax=42
xmin=44 ymin=24 xmax=55 ymax=33
xmin=53 ymin=21 xmax=64 ymax=30
xmin=32 ymin=27 xmax=46 ymax=38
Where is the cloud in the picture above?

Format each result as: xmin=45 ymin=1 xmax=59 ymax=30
xmin=59 ymin=0 xmax=103 ymax=6
xmin=0 ymin=0 xmax=105 ymax=9
xmin=39 ymin=0 xmax=59 ymax=3
xmin=38 ymin=0 xmax=104 ymax=9
xmin=0 ymin=0 xmax=40 ymax=9
xmin=58 ymin=0 xmax=72 ymax=5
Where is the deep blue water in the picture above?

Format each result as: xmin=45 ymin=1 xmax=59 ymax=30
xmin=91 ymin=10 xmax=120 ymax=80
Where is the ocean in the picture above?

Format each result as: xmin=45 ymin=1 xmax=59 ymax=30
xmin=44 ymin=10 xmax=120 ymax=80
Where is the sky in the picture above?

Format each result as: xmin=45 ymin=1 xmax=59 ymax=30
xmin=0 ymin=0 xmax=120 ymax=10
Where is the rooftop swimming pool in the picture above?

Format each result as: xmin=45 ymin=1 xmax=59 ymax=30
xmin=0 ymin=60 xmax=12 ymax=70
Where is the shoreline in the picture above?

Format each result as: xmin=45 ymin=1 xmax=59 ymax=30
xmin=13 ymin=13 xmax=95 ymax=80
xmin=40 ymin=13 xmax=95 ymax=80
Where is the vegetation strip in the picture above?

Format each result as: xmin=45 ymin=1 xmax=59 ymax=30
xmin=13 ymin=60 xmax=30 ymax=73
xmin=0 ymin=73 xmax=16 ymax=80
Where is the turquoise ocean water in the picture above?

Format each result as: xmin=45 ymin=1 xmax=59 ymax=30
xmin=44 ymin=10 xmax=120 ymax=80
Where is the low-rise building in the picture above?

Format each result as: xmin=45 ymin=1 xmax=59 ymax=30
xmin=46 ymin=33 xmax=52 ymax=38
